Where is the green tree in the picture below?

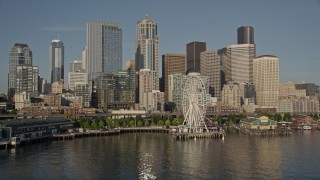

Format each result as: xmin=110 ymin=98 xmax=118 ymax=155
xmin=144 ymin=120 xmax=150 ymax=127
xmin=283 ymin=113 xmax=292 ymax=121
xmin=137 ymin=120 xmax=143 ymax=127
xmin=91 ymin=121 xmax=98 ymax=129
xmin=74 ymin=120 xmax=81 ymax=128
xmin=122 ymin=121 xmax=127 ymax=128
xmin=172 ymin=119 xmax=178 ymax=126
xmin=151 ymin=122 xmax=156 ymax=126
xmin=98 ymin=120 xmax=105 ymax=128
xmin=83 ymin=121 xmax=90 ymax=128
xmin=274 ymin=113 xmax=282 ymax=122
xmin=158 ymin=120 xmax=164 ymax=126
xmin=10 ymin=109 xmax=17 ymax=115
xmin=165 ymin=119 xmax=171 ymax=126
xmin=178 ymin=117 xmax=184 ymax=125
xmin=216 ymin=116 xmax=222 ymax=125
xmin=107 ymin=119 xmax=113 ymax=129
xmin=129 ymin=120 xmax=135 ymax=127
xmin=114 ymin=120 xmax=119 ymax=128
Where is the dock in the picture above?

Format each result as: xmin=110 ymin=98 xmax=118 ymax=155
xmin=172 ymin=131 xmax=225 ymax=140
xmin=233 ymin=125 xmax=292 ymax=136
xmin=52 ymin=130 xmax=120 ymax=140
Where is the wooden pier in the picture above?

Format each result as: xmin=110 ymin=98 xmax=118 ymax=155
xmin=119 ymin=127 xmax=170 ymax=134
xmin=172 ymin=131 xmax=225 ymax=140
xmin=0 ymin=141 xmax=9 ymax=149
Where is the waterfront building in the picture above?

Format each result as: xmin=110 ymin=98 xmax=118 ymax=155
xmin=15 ymin=65 xmax=39 ymax=97
xmin=87 ymin=20 xmax=122 ymax=80
xmin=138 ymin=69 xmax=159 ymax=110
xmin=241 ymin=116 xmax=277 ymax=130
xmin=222 ymin=81 xmax=241 ymax=107
xmin=253 ymin=55 xmax=279 ymax=108
xmin=218 ymin=44 xmax=255 ymax=84
xmin=186 ymin=41 xmax=206 ymax=73
xmin=135 ymin=15 xmax=159 ymax=75
xmin=237 ymin=26 xmax=254 ymax=44
xmin=162 ymin=53 xmax=186 ymax=102
xmin=200 ymin=50 xmax=221 ymax=101
xmin=74 ymin=83 xmax=91 ymax=108
xmin=8 ymin=43 xmax=33 ymax=99
xmin=0 ymin=117 xmax=73 ymax=145
xmin=279 ymin=81 xmax=307 ymax=98
xmin=50 ymin=40 xmax=64 ymax=84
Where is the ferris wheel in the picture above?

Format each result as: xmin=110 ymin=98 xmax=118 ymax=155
xmin=182 ymin=72 xmax=208 ymax=132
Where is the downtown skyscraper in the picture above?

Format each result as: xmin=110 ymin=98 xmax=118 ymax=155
xmin=219 ymin=26 xmax=255 ymax=84
xmin=135 ymin=15 xmax=159 ymax=75
xmin=186 ymin=41 xmax=206 ymax=73
xmin=50 ymin=40 xmax=64 ymax=84
xmin=86 ymin=20 xmax=122 ymax=80
xmin=8 ymin=43 xmax=33 ymax=99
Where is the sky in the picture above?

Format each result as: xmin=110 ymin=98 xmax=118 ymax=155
xmin=0 ymin=0 xmax=320 ymax=93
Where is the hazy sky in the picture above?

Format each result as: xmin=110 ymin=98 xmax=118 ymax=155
xmin=1 ymin=0 xmax=320 ymax=93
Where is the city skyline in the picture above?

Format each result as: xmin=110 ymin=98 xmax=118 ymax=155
xmin=1 ymin=0 xmax=320 ymax=92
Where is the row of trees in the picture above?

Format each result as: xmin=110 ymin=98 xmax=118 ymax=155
xmin=74 ymin=115 xmax=185 ymax=129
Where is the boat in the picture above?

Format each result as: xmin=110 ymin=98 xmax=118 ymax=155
xmin=303 ymin=125 xmax=312 ymax=130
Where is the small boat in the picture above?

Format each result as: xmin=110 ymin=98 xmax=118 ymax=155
xmin=303 ymin=125 xmax=312 ymax=130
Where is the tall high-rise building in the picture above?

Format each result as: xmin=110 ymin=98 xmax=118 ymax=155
xmin=253 ymin=55 xmax=279 ymax=108
xmin=200 ymin=50 xmax=222 ymax=101
xmin=135 ymin=15 xmax=159 ymax=75
xmin=87 ymin=20 xmax=122 ymax=80
xmin=162 ymin=53 xmax=186 ymax=102
xmin=219 ymin=44 xmax=255 ymax=84
xmin=186 ymin=41 xmax=206 ymax=73
xmin=237 ymin=26 xmax=254 ymax=44
xmin=50 ymin=40 xmax=64 ymax=84
xmin=8 ymin=43 xmax=33 ymax=98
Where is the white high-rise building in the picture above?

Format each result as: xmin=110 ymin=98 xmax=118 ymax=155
xmin=135 ymin=15 xmax=159 ymax=76
xmin=86 ymin=20 xmax=122 ymax=80
xmin=50 ymin=40 xmax=64 ymax=84
xmin=253 ymin=55 xmax=279 ymax=108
